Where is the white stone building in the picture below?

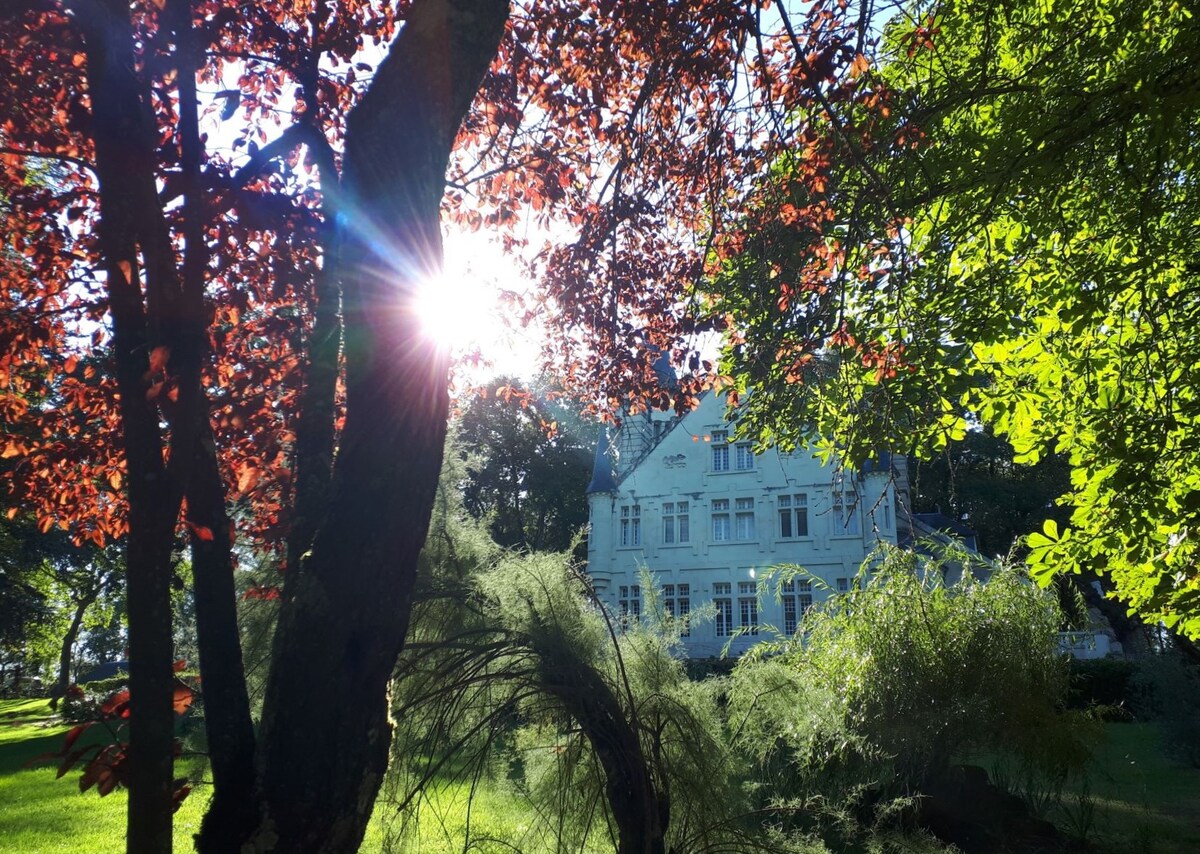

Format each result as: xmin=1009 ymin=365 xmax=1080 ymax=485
xmin=585 ymin=391 xmax=906 ymax=657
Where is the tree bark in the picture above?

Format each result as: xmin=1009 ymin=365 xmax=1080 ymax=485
xmin=70 ymin=2 xmax=189 ymax=851
xmin=229 ymin=2 xmax=510 ymax=852
xmin=51 ymin=592 xmax=98 ymax=710
xmin=187 ymin=431 xmax=259 ymax=854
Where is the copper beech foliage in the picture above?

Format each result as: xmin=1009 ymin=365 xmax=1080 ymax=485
xmin=0 ymin=0 xmax=913 ymax=850
xmin=30 ymin=661 xmax=195 ymax=806
xmin=0 ymin=0 xmax=895 ymax=556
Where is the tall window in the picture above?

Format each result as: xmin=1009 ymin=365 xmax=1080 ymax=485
xmin=836 ymin=577 xmax=850 ymax=593
xmin=832 ymin=491 xmax=860 ymax=535
xmin=662 ymin=501 xmax=690 ymax=544
xmin=618 ymin=585 xmax=641 ymax=621
xmin=735 ymin=497 xmax=756 ymax=540
xmin=714 ymin=582 xmax=733 ymax=637
xmin=735 ymin=442 xmax=755 ymax=470
xmin=711 ymin=499 xmax=731 ymax=542
xmin=711 ymin=429 xmax=730 ymax=471
xmin=778 ymin=493 xmax=809 ymax=538
xmin=662 ymin=583 xmax=691 ymax=636
xmin=781 ymin=579 xmax=813 ymax=635
xmin=738 ymin=581 xmax=759 ymax=636
xmin=620 ymin=504 xmax=642 ymax=546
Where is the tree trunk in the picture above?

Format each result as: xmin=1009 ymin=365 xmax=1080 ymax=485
xmin=50 ymin=594 xmax=96 ymax=710
xmin=70 ymin=2 xmax=189 ymax=851
xmin=187 ymin=433 xmax=259 ymax=854
xmin=218 ymin=2 xmax=510 ymax=852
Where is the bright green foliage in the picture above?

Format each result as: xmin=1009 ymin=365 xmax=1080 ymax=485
xmin=731 ymin=548 xmax=1090 ymax=802
xmin=717 ymin=0 xmax=1200 ymax=637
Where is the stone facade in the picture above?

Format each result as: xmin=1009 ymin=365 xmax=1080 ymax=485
xmin=585 ymin=392 xmax=905 ymax=657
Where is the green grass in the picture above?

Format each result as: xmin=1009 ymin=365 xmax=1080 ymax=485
xmin=1069 ymin=723 xmax=1200 ymax=854
xmin=371 ymin=775 xmax=570 ymax=853
xmin=0 ymin=699 xmax=551 ymax=853
xmin=6 ymin=697 xmax=1198 ymax=854
xmin=0 ymin=698 xmax=209 ymax=853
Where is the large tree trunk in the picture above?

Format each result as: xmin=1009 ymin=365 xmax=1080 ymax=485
xmin=215 ymin=2 xmax=510 ymax=852
xmin=71 ymin=3 xmax=191 ymax=851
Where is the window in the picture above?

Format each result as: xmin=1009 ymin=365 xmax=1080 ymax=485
xmin=662 ymin=501 xmax=690 ymax=544
xmin=781 ymin=579 xmax=812 ymax=635
xmin=677 ymin=583 xmax=690 ymax=636
xmin=737 ymin=581 xmax=758 ymax=636
xmin=735 ymin=497 xmax=756 ymax=540
xmin=620 ymin=504 xmax=642 ymax=546
xmin=711 ymin=499 xmax=731 ymax=542
xmin=832 ymin=491 xmax=860 ymax=535
xmin=735 ymin=442 xmax=755 ymax=470
xmin=618 ymin=584 xmax=642 ymax=621
xmin=836 ymin=577 xmax=850 ymax=593
xmin=778 ymin=493 xmax=809 ymax=538
xmin=714 ymin=582 xmax=733 ymax=637
xmin=711 ymin=430 xmax=729 ymax=471
xmin=662 ymin=583 xmax=691 ymax=636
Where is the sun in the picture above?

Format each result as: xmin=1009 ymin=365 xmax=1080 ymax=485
xmin=412 ymin=233 xmax=544 ymax=380
xmin=413 ymin=271 xmax=496 ymax=350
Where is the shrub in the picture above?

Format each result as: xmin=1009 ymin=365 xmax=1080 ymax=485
xmin=732 ymin=546 xmax=1094 ymax=806
xmin=1066 ymin=657 xmax=1138 ymax=714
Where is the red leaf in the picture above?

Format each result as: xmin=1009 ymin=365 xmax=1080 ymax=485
xmin=79 ymin=763 xmax=98 ymax=793
xmin=172 ymin=681 xmax=194 ymax=715
xmin=23 ymin=751 xmax=58 ymax=769
xmin=99 ymin=688 xmax=130 ymax=718
xmin=172 ymin=659 xmax=187 ymax=673
xmin=62 ymin=722 xmax=93 ymax=753
xmin=97 ymin=768 xmax=119 ymax=796
xmin=186 ymin=521 xmax=214 ymax=542
xmin=57 ymin=746 xmax=97 ymax=779
xmin=237 ymin=465 xmax=261 ymax=494
xmin=172 ymin=783 xmax=193 ymax=813
xmin=149 ymin=345 xmax=170 ymax=374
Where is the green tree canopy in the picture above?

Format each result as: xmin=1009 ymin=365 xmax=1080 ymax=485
xmin=714 ymin=0 xmax=1200 ymax=637
xmin=456 ymin=378 xmax=591 ymax=554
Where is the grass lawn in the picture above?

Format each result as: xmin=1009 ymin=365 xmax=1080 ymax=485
xmin=1073 ymin=723 xmax=1200 ymax=854
xmin=0 ymin=698 xmax=209 ymax=853
xmin=0 ymin=698 xmax=550 ymax=853
xmin=7 ymin=696 xmax=1197 ymax=854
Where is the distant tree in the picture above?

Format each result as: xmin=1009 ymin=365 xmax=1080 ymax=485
xmin=0 ymin=516 xmax=122 ymax=705
xmin=910 ymin=429 xmax=1071 ymax=559
xmin=0 ymin=522 xmax=52 ymax=691
xmin=456 ymin=378 xmax=591 ymax=554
